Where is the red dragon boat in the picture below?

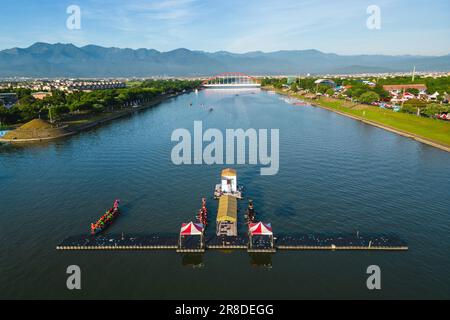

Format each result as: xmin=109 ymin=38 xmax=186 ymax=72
xmin=90 ymin=200 xmax=120 ymax=235
xmin=196 ymin=198 xmax=208 ymax=227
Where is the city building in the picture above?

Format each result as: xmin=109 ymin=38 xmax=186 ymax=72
xmin=32 ymin=92 xmax=53 ymax=100
xmin=0 ymin=93 xmax=18 ymax=109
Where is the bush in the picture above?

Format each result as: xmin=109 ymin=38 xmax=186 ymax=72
xmin=422 ymin=103 xmax=450 ymax=117
xmin=359 ymin=92 xmax=380 ymax=104
xmin=402 ymin=99 xmax=428 ymax=115
xmin=326 ymin=88 xmax=335 ymax=96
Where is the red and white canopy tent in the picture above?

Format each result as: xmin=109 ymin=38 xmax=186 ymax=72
xmin=179 ymin=222 xmax=205 ymax=248
xmin=248 ymin=222 xmax=274 ymax=249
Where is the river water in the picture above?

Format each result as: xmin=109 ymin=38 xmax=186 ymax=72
xmin=1 ymin=89 xmax=449 ymax=299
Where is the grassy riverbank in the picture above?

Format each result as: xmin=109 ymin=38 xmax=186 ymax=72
xmin=0 ymin=92 xmax=182 ymax=143
xmin=268 ymin=87 xmax=450 ymax=151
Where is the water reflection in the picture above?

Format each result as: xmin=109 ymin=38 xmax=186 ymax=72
xmin=249 ymin=253 xmax=273 ymax=269
xmin=181 ymin=253 xmax=204 ymax=268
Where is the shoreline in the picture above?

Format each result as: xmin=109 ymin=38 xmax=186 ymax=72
xmin=0 ymin=91 xmax=183 ymax=144
xmin=310 ymin=103 xmax=450 ymax=153
xmin=268 ymin=88 xmax=450 ymax=153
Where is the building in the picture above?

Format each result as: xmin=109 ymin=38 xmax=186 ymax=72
xmin=428 ymin=92 xmax=440 ymax=102
xmin=382 ymin=84 xmax=427 ymax=94
xmin=221 ymin=168 xmax=237 ymax=194
xmin=32 ymin=92 xmax=53 ymax=100
xmin=443 ymin=93 xmax=450 ymax=104
xmin=314 ymin=79 xmax=336 ymax=87
xmin=214 ymin=168 xmax=243 ymax=199
xmin=0 ymin=93 xmax=18 ymax=109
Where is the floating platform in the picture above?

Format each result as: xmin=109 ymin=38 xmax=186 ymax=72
xmin=276 ymin=234 xmax=408 ymax=251
xmin=57 ymin=233 xmax=408 ymax=252
xmin=56 ymin=234 xmax=179 ymax=250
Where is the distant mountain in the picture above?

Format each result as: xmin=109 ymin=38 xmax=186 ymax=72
xmin=0 ymin=42 xmax=449 ymax=77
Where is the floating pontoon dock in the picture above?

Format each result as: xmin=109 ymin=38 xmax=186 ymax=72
xmin=56 ymin=233 xmax=408 ymax=252
xmin=57 ymin=169 xmax=408 ymax=254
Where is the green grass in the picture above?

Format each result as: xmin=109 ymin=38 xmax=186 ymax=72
xmin=126 ymin=81 xmax=143 ymax=88
xmin=63 ymin=112 xmax=116 ymax=127
xmin=273 ymin=88 xmax=450 ymax=147
xmin=315 ymin=98 xmax=450 ymax=146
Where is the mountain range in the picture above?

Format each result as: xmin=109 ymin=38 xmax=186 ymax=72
xmin=1 ymin=42 xmax=449 ymax=77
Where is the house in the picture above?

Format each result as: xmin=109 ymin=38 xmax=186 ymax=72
xmin=428 ymin=92 xmax=440 ymax=102
xmin=382 ymin=84 xmax=427 ymax=95
xmin=443 ymin=93 xmax=450 ymax=104
xmin=32 ymin=92 xmax=53 ymax=100
xmin=402 ymin=92 xmax=416 ymax=100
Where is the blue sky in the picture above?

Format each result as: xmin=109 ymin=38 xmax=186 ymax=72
xmin=0 ymin=0 xmax=449 ymax=55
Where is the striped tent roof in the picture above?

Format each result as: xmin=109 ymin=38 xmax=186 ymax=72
xmin=249 ymin=222 xmax=273 ymax=236
xmin=180 ymin=222 xmax=204 ymax=236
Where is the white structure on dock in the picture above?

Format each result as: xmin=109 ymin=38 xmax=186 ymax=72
xmin=214 ymin=168 xmax=243 ymax=199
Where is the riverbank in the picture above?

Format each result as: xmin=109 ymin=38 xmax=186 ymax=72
xmin=0 ymin=91 xmax=183 ymax=144
xmin=267 ymin=87 xmax=450 ymax=153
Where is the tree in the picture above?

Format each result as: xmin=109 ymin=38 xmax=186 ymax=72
xmin=406 ymin=88 xmax=420 ymax=96
xmin=402 ymin=99 xmax=428 ymax=115
xmin=373 ymin=85 xmax=390 ymax=100
xmin=48 ymin=105 xmax=70 ymax=121
xmin=17 ymin=95 xmax=40 ymax=121
xmin=273 ymin=82 xmax=283 ymax=89
xmin=290 ymin=83 xmax=299 ymax=92
xmin=326 ymin=88 xmax=335 ymax=96
xmin=359 ymin=92 xmax=380 ymax=104
xmin=422 ymin=103 xmax=449 ymax=117
xmin=0 ymin=105 xmax=8 ymax=125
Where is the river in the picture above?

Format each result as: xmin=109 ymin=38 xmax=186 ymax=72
xmin=1 ymin=89 xmax=449 ymax=299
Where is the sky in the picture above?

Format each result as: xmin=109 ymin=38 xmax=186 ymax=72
xmin=0 ymin=0 xmax=449 ymax=55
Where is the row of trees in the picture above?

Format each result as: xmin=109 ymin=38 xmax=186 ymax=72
xmin=402 ymin=99 xmax=450 ymax=117
xmin=261 ymin=77 xmax=389 ymax=103
xmin=263 ymin=75 xmax=450 ymax=97
xmin=262 ymin=76 xmax=450 ymax=118
xmin=0 ymin=80 xmax=201 ymax=125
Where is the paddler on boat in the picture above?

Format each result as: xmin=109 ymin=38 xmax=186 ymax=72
xmin=114 ymin=199 xmax=120 ymax=212
xmin=247 ymin=200 xmax=255 ymax=222
xmin=197 ymin=209 xmax=202 ymax=223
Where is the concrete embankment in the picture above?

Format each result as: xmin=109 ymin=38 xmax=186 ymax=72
xmin=270 ymin=89 xmax=450 ymax=153
xmin=309 ymin=102 xmax=450 ymax=153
